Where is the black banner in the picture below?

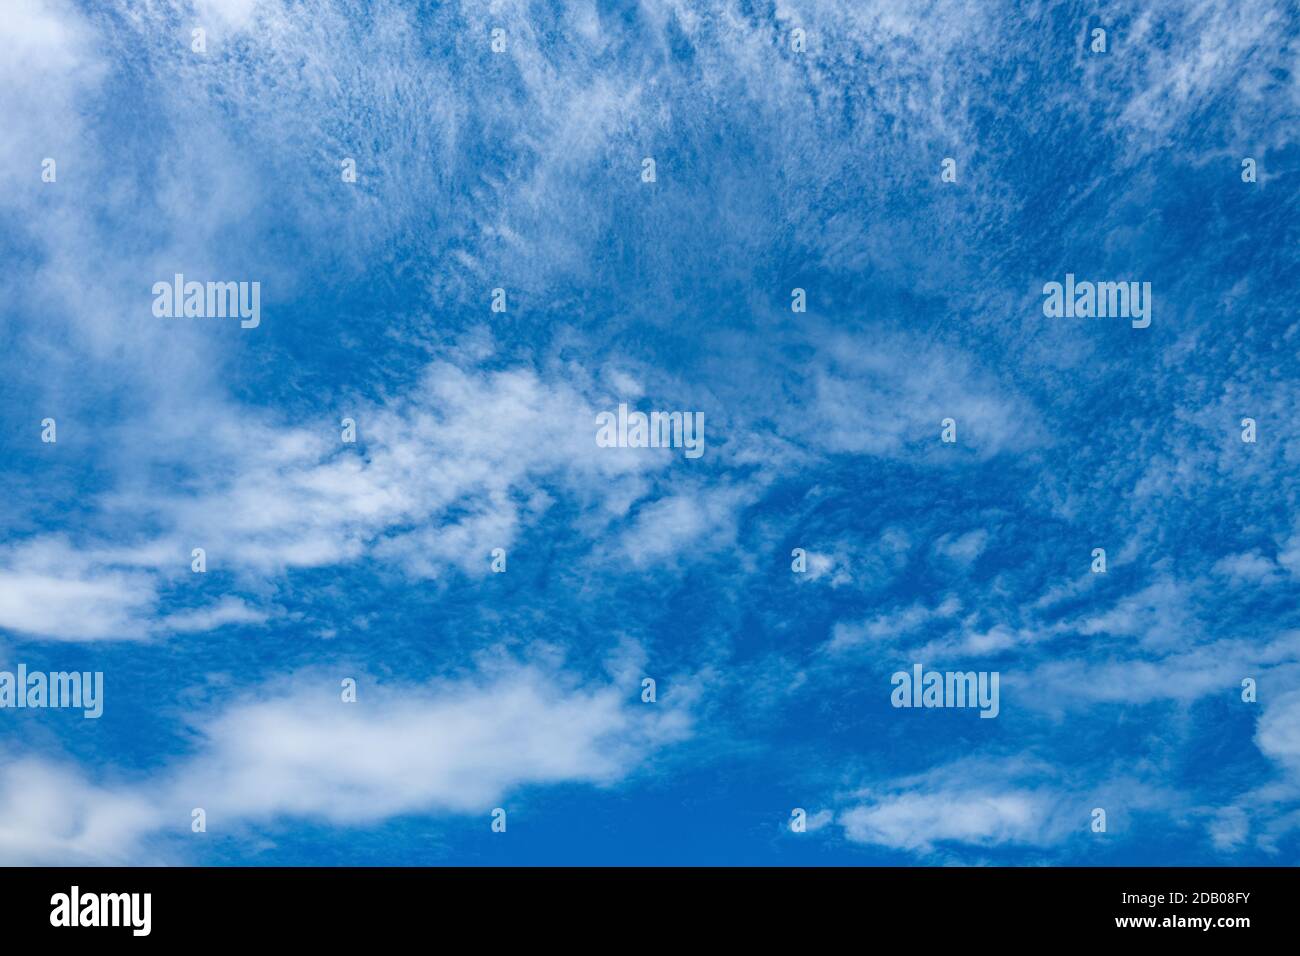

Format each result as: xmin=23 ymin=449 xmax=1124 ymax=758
xmin=0 ymin=866 xmax=1290 ymax=942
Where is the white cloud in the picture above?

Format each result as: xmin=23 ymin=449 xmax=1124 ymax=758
xmin=1208 ymin=807 xmax=1249 ymax=852
xmin=1212 ymin=550 xmax=1282 ymax=585
xmin=834 ymin=757 xmax=1071 ymax=853
xmin=0 ymin=756 xmax=158 ymax=866
xmin=616 ymin=482 xmax=757 ymax=569
xmin=0 ymin=661 xmax=692 ymax=863
xmin=801 ymin=333 xmax=1038 ymax=461
xmin=799 ymin=550 xmax=850 ymax=586
xmin=160 ymin=597 xmax=270 ymax=634
xmin=1256 ymin=689 xmax=1300 ymax=773
xmin=193 ymin=0 xmax=263 ymax=32
xmin=1071 ymin=577 xmax=1195 ymax=648
xmin=827 ymin=595 xmax=961 ymax=653
xmin=1275 ymin=529 xmax=1300 ymax=579
xmin=0 ymin=537 xmax=158 ymax=641
xmin=840 ymin=790 xmax=1051 ymax=852
xmin=801 ymin=808 xmax=835 ymax=833
xmin=179 ymin=664 xmax=689 ymax=824
xmin=0 ymin=0 xmax=104 ymax=192
xmin=1108 ymin=0 xmax=1293 ymax=157
xmin=834 ymin=757 xmax=1176 ymax=856
xmin=1020 ymin=631 xmax=1300 ymax=709
xmin=934 ymin=529 xmax=989 ymax=565
xmin=2 ymin=349 xmax=744 ymax=640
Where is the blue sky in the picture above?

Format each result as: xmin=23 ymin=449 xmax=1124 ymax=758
xmin=0 ymin=0 xmax=1298 ymax=865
